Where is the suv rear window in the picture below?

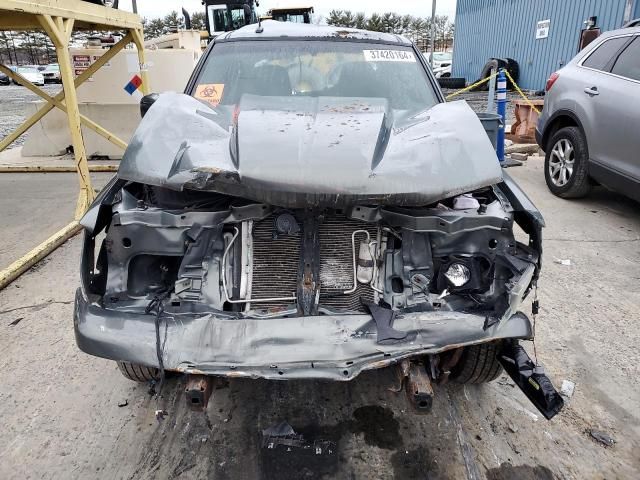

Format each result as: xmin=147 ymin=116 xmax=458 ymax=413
xmin=611 ymin=37 xmax=640 ymax=81
xmin=582 ymin=36 xmax=629 ymax=71
xmin=194 ymin=40 xmax=438 ymax=112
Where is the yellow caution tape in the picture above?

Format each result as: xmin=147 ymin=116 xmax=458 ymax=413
xmin=444 ymin=71 xmax=499 ymax=100
xmin=503 ymin=69 xmax=541 ymax=114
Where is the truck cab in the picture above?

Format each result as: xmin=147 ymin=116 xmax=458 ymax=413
xmin=203 ymin=0 xmax=257 ymax=39
xmin=266 ymin=6 xmax=314 ymax=24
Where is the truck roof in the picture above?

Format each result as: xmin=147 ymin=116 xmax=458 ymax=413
xmin=203 ymin=0 xmax=254 ymax=4
xmin=218 ymin=19 xmax=412 ymax=45
xmin=269 ymin=6 xmax=314 ymax=11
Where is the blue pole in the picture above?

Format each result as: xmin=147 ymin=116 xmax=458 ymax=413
xmin=496 ymin=69 xmax=507 ymax=163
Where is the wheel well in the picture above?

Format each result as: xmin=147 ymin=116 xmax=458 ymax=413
xmin=543 ymin=115 xmax=579 ymax=151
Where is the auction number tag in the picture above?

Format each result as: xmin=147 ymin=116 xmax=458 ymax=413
xmin=363 ymin=49 xmax=415 ymax=62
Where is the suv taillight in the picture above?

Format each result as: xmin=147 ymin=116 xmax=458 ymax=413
xmin=545 ymin=72 xmax=560 ymax=92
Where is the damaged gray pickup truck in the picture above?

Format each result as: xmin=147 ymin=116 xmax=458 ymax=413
xmin=74 ymin=21 xmax=563 ymax=419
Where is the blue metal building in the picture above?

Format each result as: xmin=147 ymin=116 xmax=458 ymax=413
xmin=452 ymin=0 xmax=640 ymax=91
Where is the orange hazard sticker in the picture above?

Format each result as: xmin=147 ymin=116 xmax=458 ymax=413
xmin=195 ymin=83 xmax=224 ymax=107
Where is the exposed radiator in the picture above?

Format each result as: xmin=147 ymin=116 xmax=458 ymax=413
xmin=318 ymin=215 xmax=377 ymax=312
xmin=251 ymin=217 xmax=300 ymax=309
xmin=249 ymin=213 xmax=377 ymax=313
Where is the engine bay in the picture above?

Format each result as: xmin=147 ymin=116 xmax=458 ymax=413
xmin=84 ymin=181 xmax=540 ymax=321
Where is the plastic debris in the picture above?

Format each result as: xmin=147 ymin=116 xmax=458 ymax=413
xmin=155 ymin=409 xmax=168 ymax=422
xmin=560 ymin=380 xmax=575 ymax=399
xmin=554 ymin=258 xmax=571 ymax=266
xmin=589 ymin=430 xmax=615 ymax=447
xmin=261 ymin=421 xmax=335 ymax=455
xmin=147 ymin=380 xmax=157 ymax=396
xmin=498 ymin=376 xmax=515 ymax=387
xmin=117 ymin=399 xmax=129 ymax=407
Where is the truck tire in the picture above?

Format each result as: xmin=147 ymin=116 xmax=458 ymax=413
xmin=117 ymin=361 xmax=159 ymax=382
xmin=451 ymin=342 xmax=503 ymax=384
xmin=438 ymin=77 xmax=465 ymax=89
xmin=505 ymin=58 xmax=520 ymax=86
xmin=544 ymin=126 xmax=591 ymax=198
xmin=474 ymin=58 xmax=507 ymax=91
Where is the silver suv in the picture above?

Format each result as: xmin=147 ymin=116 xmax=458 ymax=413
xmin=536 ymin=26 xmax=640 ymax=201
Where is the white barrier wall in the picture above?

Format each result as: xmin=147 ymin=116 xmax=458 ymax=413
xmin=21 ymin=102 xmax=139 ymax=158
xmin=23 ymin=34 xmax=202 ymax=158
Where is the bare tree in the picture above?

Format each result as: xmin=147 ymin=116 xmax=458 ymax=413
xmin=0 ymin=31 xmax=15 ymax=64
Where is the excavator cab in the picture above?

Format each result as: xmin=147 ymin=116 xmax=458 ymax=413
xmin=203 ymin=0 xmax=258 ymax=39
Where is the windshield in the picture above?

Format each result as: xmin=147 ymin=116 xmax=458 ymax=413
xmin=45 ymin=65 xmax=59 ymax=72
xmin=18 ymin=67 xmax=38 ymax=74
xmin=272 ymin=13 xmax=306 ymax=22
xmin=207 ymin=6 xmax=249 ymax=33
xmin=193 ymin=41 xmax=438 ymax=114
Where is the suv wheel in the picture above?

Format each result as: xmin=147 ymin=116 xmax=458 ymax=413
xmin=544 ymin=126 xmax=591 ymax=198
xmin=117 ymin=361 xmax=159 ymax=382
xmin=451 ymin=342 xmax=503 ymax=384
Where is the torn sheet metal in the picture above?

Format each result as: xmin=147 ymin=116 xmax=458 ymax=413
xmin=75 ymin=287 xmax=533 ymax=381
xmin=117 ymin=92 xmax=503 ymax=208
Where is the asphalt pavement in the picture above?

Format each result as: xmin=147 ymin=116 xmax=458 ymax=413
xmin=0 ymin=158 xmax=638 ymax=479
xmin=0 ymin=172 xmax=112 ymax=270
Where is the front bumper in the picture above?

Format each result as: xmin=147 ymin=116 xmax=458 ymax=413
xmin=74 ymin=289 xmax=533 ymax=381
xmin=535 ymin=126 xmax=543 ymax=149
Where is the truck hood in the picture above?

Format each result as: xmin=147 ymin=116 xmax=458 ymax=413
xmin=118 ymin=92 xmax=502 ymax=207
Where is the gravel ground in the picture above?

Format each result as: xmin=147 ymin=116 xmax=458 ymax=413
xmin=0 ymin=83 xmax=62 ymax=148
xmin=0 ymin=161 xmax=639 ymax=479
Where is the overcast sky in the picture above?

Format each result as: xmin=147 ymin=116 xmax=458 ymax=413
xmin=117 ymin=1 xmax=457 ymax=22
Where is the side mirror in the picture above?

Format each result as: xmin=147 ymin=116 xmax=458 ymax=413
xmin=140 ymin=93 xmax=159 ymax=118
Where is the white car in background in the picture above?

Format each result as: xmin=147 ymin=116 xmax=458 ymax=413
xmin=41 ymin=64 xmax=61 ymax=83
xmin=15 ymin=66 xmax=45 ymax=86
xmin=424 ymin=51 xmax=453 ymax=69
xmin=433 ymin=64 xmax=452 ymax=78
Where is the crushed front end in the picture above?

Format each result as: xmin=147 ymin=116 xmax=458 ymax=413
xmin=74 ymin=94 xmax=563 ymax=419
xmin=76 ymin=175 xmax=540 ymax=374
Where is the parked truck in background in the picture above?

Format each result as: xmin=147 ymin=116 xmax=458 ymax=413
xmin=203 ymin=0 xmax=258 ymax=40
xmin=264 ymin=6 xmax=314 ymax=24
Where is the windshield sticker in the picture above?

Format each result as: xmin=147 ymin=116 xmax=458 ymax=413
xmin=363 ymin=50 xmax=416 ymax=62
xmin=195 ymin=83 xmax=225 ymax=107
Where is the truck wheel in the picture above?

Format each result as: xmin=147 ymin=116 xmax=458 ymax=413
xmin=438 ymin=77 xmax=465 ymax=89
xmin=474 ymin=58 xmax=507 ymax=91
xmin=117 ymin=361 xmax=159 ymax=382
xmin=505 ymin=58 xmax=520 ymax=86
xmin=451 ymin=342 xmax=503 ymax=384
xmin=544 ymin=126 xmax=591 ymax=198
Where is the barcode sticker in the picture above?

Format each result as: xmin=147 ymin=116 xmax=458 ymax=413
xmin=363 ymin=50 xmax=416 ymax=62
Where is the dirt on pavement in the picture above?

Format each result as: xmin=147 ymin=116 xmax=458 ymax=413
xmin=0 ymin=157 xmax=639 ymax=479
